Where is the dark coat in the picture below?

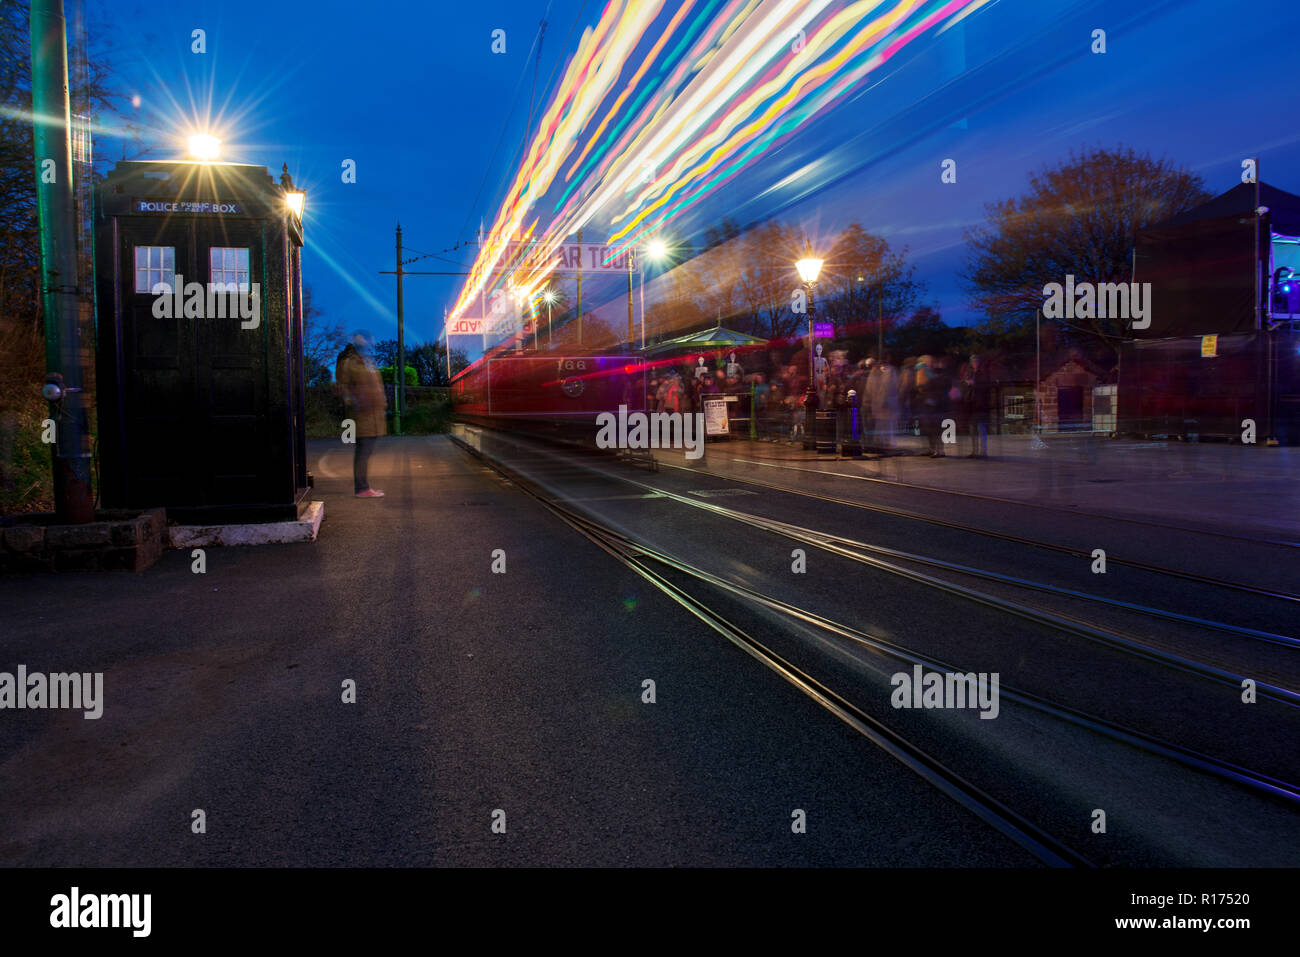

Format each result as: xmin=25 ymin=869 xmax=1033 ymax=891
xmin=336 ymin=345 xmax=387 ymax=437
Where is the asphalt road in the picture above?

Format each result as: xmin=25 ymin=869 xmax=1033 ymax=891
xmin=0 ymin=435 xmax=1035 ymax=866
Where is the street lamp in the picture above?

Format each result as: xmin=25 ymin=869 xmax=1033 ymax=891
xmin=796 ymin=242 xmax=823 ymax=451
xmin=543 ymin=289 xmax=556 ymax=349
xmin=643 ymin=238 xmax=670 ymax=350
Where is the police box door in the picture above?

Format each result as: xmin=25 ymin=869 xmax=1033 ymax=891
xmin=114 ymin=215 xmax=278 ymax=510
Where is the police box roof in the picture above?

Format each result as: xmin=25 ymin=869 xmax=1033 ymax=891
xmin=97 ymin=159 xmax=288 ymax=222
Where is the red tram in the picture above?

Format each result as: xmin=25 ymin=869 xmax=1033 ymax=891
xmin=452 ymin=354 xmax=647 ymax=440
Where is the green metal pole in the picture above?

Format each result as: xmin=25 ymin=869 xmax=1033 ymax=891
xmin=31 ymin=0 xmax=93 ymax=522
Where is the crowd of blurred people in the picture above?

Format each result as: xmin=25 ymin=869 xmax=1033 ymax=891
xmin=641 ymin=347 xmax=996 ymax=458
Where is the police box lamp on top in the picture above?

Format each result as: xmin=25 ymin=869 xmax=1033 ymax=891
xmin=187 ymin=133 xmax=221 ymax=162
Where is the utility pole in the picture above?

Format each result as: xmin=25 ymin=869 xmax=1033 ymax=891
xmin=804 ymin=281 xmax=817 ymax=452
xmin=394 ymin=224 xmax=404 ymax=435
xmin=876 ymin=263 xmax=884 ymax=359
xmin=576 ymin=228 xmax=583 ymax=346
xmin=626 ymin=248 xmax=636 ymax=351
xmin=1036 ymin=307 xmax=1042 ymax=433
xmin=1255 ymin=158 xmax=1279 ymax=445
xmin=31 ymin=0 xmax=93 ymax=522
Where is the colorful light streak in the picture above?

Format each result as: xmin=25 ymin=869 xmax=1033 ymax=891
xmin=449 ymin=0 xmax=988 ymax=346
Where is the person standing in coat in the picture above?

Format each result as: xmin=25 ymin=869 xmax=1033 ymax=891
xmin=915 ymin=355 xmax=949 ymax=457
xmin=868 ymin=353 xmax=900 ymax=451
xmin=336 ymin=330 xmax=388 ymax=498
xmin=961 ymin=353 xmax=992 ymax=457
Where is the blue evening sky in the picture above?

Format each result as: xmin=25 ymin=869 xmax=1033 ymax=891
xmin=91 ymin=0 xmax=1300 ymax=349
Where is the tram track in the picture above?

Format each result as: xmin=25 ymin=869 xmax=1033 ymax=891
xmin=455 ymin=433 xmax=1093 ymax=867
xmin=658 ymin=460 xmax=1300 ymax=603
xmin=452 ymin=427 xmax=1300 ymax=867
xmin=470 ymin=427 xmax=1300 ymax=688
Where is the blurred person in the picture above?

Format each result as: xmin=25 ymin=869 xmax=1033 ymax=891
xmin=869 ymin=353 xmax=900 ymax=451
xmin=851 ymin=358 xmax=872 ymax=446
xmin=938 ymin=357 xmax=958 ymax=455
xmin=336 ymin=330 xmax=387 ymax=497
xmin=824 ymin=361 xmax=851 ymax=445
xmin=751 ymin=373 xmax=769 ymax=441
xmin=765 ymin=379 xmax=785 ymax=441
xmin=789 ymin=393 xmax=807 ymax=444
xmin=725 ymin=374 xmax=742 ymax=429
xmin=961 ymin=354 xmax=992 ymax=457
xmin=915 ymin=355 xmax=948 ymax=457
xmin=944 ymin=356 xmax=965 ymax=444
xmin=686 ymin=367 xmax=701 ymax=413
xmin=785 ymin=363 xmax=807 ymax=403
xmin=899 ymin=356 xmax=917 ymax=436
xmin=663 ymin=371 xmax=686 ymax=414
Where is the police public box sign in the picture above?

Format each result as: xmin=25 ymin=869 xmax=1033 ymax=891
xmin=134 ymin=199 xmax=243 ymax=214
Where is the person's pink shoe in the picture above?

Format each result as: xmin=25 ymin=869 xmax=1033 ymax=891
xmin=355 ymin=489 xmax=385 ymax=498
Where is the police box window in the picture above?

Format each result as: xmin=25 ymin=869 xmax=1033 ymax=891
xmin=210 ymin=247 xmax=250 ymax=290
xmin=134 ymin=245 xmax=175 ymax=294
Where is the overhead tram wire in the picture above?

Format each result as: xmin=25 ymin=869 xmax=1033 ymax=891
xmin=441 ymin=0 xmax=591 ymax=357
xmin=459 ymin=1 xmax=588 ymax=283
xmin=452 ymin=5 xmax=559 ymax=257
xmin=398 ymin=245 xmax=473 ymax=270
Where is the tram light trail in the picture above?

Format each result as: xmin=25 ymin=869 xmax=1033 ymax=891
xmin=450 ymin=0 xmax=988 ymax=328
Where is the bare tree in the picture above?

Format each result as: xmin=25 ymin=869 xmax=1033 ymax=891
xmin=817 ymin=223 xmax=922 ymax=350
xmin=962 ymin=145 xmax=1209 ymax=357
xmin=686 ymin=217 xmax=748 ymax=325
xmin=550 ymin=312 xmax=618 ymax=351
xmin=301 ymin=286 xmax=346 ymax=384
xmin=638 ymin=220 xmax=922 ymax=348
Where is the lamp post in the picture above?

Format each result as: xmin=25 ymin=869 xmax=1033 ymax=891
xmin=626 ymin=247 xmax=635 ymax=351
xmin=644 ymin=238 xmax=668 ymax=351
xmin=510 ymin=285 xmax=525 ymax=354
xmin=532 ymin=294 xmax=539 ymax=351
xmin=543 ymin=289 xmax=555 ymax=349
xmin=796 ymin=242 xmax=824 ymax=451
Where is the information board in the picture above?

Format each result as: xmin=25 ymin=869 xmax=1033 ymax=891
xmin=703 ymin=395 xmax=730 ymax=436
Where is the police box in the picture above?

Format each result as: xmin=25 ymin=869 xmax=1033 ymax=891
xmin=94 ymin=160 xmax=310 ymax=523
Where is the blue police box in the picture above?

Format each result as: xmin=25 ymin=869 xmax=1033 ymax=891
xmin=94 ymin=159 xmax=310 ymax=523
